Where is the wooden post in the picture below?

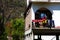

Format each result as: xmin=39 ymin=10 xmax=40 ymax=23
xmin=56 ymin=35 xmax=59 ymax=40
xmin=38 ymin=35 xmax=41 ymax=40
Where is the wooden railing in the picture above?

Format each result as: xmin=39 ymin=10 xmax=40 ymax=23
xmin=32 ymin=20 xmax=55 ymax=29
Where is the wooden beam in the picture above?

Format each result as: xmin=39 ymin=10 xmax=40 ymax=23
xmin=32 ymin=29 xmax=60 ymax=35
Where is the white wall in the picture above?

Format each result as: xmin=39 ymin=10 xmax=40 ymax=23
xmin=52 ymin=10 xmax=60 ymax=27
xmin=31 ymin=3 xmax=60 ymax=27
xmin=27 ymin=0 xmax=29 ymax=6
xmin=31 ymin=7 xmax=35 ymax=20
xmin=51 ymin=0 xmax=60 ymax=2
xmin=31 ymin=0 xmax=60 ymax=2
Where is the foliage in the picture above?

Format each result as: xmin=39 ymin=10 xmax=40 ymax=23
xmin=11 ymin=18 xmax=24 ymax=40
xmin=5 ymin=18 xmax=24 ymax=40
xmin=1 ymin=0 xmax=26 ymax=19
xmin=0 ymin=15 xmax=7 ymax=40
xmin=0 ymin=0 xmax=26 ymax=40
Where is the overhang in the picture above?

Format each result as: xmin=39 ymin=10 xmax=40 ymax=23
xmin=32 ymin=28 xmax=60 ymax=35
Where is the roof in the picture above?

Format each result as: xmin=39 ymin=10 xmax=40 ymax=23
xmin=24 ymin=2 xmax=32 ymax=19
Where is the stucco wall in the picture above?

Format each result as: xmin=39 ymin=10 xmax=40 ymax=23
xmin=25 ymin=32 xmax=33 ymax=40
xmin=25 ymin=7 xmax=33 ymax=40
xmin=25 ymin=8 xmax=32 ymax=31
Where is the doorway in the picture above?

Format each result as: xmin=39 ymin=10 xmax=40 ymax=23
xmin=35 ymin=7 xmax=55 ymax=28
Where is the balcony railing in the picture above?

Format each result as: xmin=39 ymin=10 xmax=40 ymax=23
xmin=32 ymin=19 xmax=55 ymax=29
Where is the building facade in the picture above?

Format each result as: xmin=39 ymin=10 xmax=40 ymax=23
xmin=24 ymin=0 xmax=60 ymax=40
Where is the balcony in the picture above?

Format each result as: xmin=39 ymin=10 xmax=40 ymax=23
xmin=32 ymin=19 xmax=60 ymax=29
xmin=32 ymin=28 xmax=60 ymax=35
xmin=32 ymin=20 xmax=60 ymax=35
xmin=32 ymin=22 xmax=60 ymax=35
xmin=32 ymin=19 xmax=55 ymax=29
